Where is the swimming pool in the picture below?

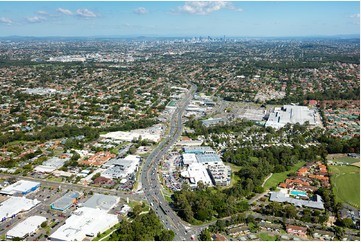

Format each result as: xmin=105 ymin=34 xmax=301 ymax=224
xmin=290 ymin=190 xmax=307 ymax=197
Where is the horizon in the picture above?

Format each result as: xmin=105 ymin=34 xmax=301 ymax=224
xmin=0 ymin=33 xmax=360 ymax=40
xmin=0 ymin=1 xmax=359 ymax=37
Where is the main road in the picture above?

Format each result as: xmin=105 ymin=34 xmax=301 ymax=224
xmin=140 ymin=83 xmax=208 ymax=241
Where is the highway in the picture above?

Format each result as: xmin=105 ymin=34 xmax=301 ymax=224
xmin=140 ymin=83 xmax=207 ymax=241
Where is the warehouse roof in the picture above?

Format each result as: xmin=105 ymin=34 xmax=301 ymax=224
xmin=0 ymin=197 xmax=41 ymax=220
xmin=182 ymin=153 xmax=198 ymax=165
xmin=83 ymin=194 xmax=119 ymax=212
xmin=196 ymin=154 xmax=223 ymax=164
xmin=201 ymin=118 xmax=228 ymax=127
xmin=266 ymin=105 xmax=319 ymax=129
xmin=51 ymin=192 xmax=80 ymax=211
xmin=49 ymin=207 xmax=118 ymax=241
xmin=183 ymin=146 xmax=215 ymax=154
xmin=270 ymin=191 xmax=324 ymax=210
xmin=101 ymin=155 xmax=139 ymax=179
xmin=34 ymin=157 xmax=69 ymax=173
xmin=0 ymin=180 xmax=40 ymax=195
xmin=6 ymin=216 xmax=46 ymax=239
xmin=181 ymin=163 xmax=213 ymax=187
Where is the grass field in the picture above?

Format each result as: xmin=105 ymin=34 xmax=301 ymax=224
xmin=259 ymin=233 xmax=277 ymax=241
xmin=263 ymin=161 xmax=305 ymax=190
xmin=329 ymin=156 xmax=360 ymax=164
xmin=329 ymin=165 xmax=360 ymax=208
xmin=47 ymin=176 xmax=63 ymax=182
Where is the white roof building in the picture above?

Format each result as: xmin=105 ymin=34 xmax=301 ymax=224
xmin=181 ymin=163 xmax=213 ymax=188
xmin=182 ymin=153 xmax=198 ymax=166
xmin=266 ymin=105 xmax=319 ymax=129
xmin=34 ymin=157 xmax=69 ymax=173
xmin=100 ymin=126 xmax=162 ymax=143
xmin=49 ymin=207 xmax=119 ymax=241
xmin=101 ymin=155 xmax=139 ymax=179
xmin=0 ymin=180 xmax=40 ymax=195
xmin=6 ymin=216 xmax=46 ymax=239
xmin=83 ymin=194 xmax=119 ymax=212
xmin=0 ymin=197 xmax=41 ymax=220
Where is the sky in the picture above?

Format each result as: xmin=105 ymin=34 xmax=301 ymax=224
xmin=0 ymin=1 xmax=359 ymax=37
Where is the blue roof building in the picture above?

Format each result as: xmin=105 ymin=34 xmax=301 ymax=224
xmin=51 ymin=192 xmax=80 ymax=211
xmin=183 ymin=146 xmax=215 ymax=154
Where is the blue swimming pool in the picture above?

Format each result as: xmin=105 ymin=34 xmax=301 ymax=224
xmin=290 ymin=190 xmax=307 ymax=197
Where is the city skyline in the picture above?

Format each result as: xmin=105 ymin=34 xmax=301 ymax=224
xmin=0 ymin=1 xmax=359 ymax=37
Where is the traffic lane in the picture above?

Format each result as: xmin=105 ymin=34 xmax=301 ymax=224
xmin=142 ymin=86 xmax=196 ymax=239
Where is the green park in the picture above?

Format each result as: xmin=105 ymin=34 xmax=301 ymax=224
xmin=263 ymin=161 xmax=305 ymax=190
xmin=329 ymin=165 xmax=360 ymax=208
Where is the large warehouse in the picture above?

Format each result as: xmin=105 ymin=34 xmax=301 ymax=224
xmin=181 ymin=163 xmax=213 ymax=187
xmin=265 ymin=105 xmax=319 ymax=129
xmin=182 ymin=153 xmax=198 ymax=166
xmin=34 ymin=156 xmax=69 ymax=173
xmin=6 ymin=216 xmax=46 ymax=239
xmin=101 ymin=155 xmax=139 ymax=179
xmin=183 ymin=146 xmax=216 ymax=155
xmin=196 ymin=154 xmax=223 ymax=165
xmin=0 ymin=180 xmax=40 ymax=196
xmin=51 ymin=192 xmax=80 ymax=211
xmin=49 ymin=207 xmax=118 ymax=241
xmin=0 ymin=197 xmax=41 ymax=220
xmin=83 ymin=194 xmax=119 ymax=212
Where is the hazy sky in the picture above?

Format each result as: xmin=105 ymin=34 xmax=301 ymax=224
xmin=0 ymin=1 xmax=359 ymax=37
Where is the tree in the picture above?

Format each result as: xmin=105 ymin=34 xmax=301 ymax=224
xmin=130 ymin=204 xmax=143 ymax=218
xmin=341 ymin=218 xmax=354 ymax=228
xmin=91 ymin=173 xmax=101 ymax=181
xmin=334 ymin=226 xmax=345 ymax=240
xmin=158 ymin=230 xmax=175 ymax=241
xmin=199 ymin=228 xmax=212 ymax=241
xmin=197 ymin=181 xmax=206 ymax=191
xmin=284 ymin=205 xmax=297 ymax=218
xmin=40 ymin=221 xmax=47 ymax=228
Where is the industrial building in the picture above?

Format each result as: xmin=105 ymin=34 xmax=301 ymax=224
xmin=0 ymin=197 xmax=41 ymax=221
xmin=183 ymin=146 xmax=216 ymax=155
xmin=208 ymin=164 xmax=232 ymax=186
xmin=176 ymin=139 xmax=203 ymax=146
xmin=201 ymin=117 xmax=228 ymax=127
xmin=186 ymin=104 xmax=206 ymax=113
xmin=196 ymin=154 xmax=223 ymax=165
xmin=101 ymin=155 xmax=139 ymax=179
xmin=51 ymin=192 xmax=81 ymax=211
xmin=99 ymin=125 xmax=163 ymax=143
xmin=6 ymin=215 xmax=46 ymax=239
xmin=181 ymin=146 xmax=230 ymax=187
xmin=49 ymin=207 xmax=118 ymax=241
xmin=34 ymin=156 xmax=69 ymax=173
xmin=182 ymin=153 xmax=198 ymax=166
xmin=182 ymin=151 xmax=223 ymax=166
xmin=265 ymin=105 xmax=319 ymax=129
xmin=0 ymin=180 xmax=40 ymax=196
xmin=83 ymin=194 xmax=119 ymax=212
xmin=181 ymin=163 xmax=213 ymax=188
